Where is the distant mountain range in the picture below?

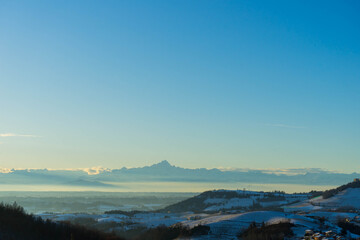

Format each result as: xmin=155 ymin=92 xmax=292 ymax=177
xmin=0 ymin=160 xmax=358 ymax=188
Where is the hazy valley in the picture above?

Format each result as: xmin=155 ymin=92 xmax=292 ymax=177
xmin=3 ymin=179 xmax=359 ymax=239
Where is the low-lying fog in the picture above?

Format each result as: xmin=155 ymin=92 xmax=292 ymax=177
xmin=0 ymin=182 xmax=336 ymax=214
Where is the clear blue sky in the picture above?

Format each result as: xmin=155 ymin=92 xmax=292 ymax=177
xmin=0 ymin=0 xmax=359 ymax=171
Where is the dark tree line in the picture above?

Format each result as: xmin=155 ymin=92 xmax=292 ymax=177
xmin=0 ymin=202 xmax=123 ymax=240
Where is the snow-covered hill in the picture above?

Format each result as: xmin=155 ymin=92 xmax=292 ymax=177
xmin=286 ymin=185 xmax=360 ymax=212
xmin=311 ymin=188 xmax=360 ymax=209
xmin=163 ymin=189 xmax=309 ymax=213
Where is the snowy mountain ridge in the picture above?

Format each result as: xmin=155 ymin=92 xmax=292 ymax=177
xmin=0 ymin=160 xmax=359 ymax=187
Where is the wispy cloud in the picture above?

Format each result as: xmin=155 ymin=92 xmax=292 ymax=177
xmin=0 ymin=168 xmax=13 ymax=173
xmin=82 ymin=167 xmax=111 ymax=175
xmin=265 ymin=124 xmax=306 ymax=129
xmin=0 ymin=133 xmax=40 ymax=138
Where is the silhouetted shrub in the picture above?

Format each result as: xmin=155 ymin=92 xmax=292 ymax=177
xmin=132 ymin=224 xmax=209 ymax=240
xmin=238 ymin=221 xmax=294 ymax=240
xmin=338 ymin=218 xmax=360 ymax=235
xmin=190 ymin=225 xmax=210 ymax=236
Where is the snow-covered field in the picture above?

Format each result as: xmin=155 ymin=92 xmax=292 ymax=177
xmin=38 ymin=209 xmax=360 ymax=239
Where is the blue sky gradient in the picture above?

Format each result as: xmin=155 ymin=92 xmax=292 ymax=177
xmin=0 ymin=1 xmax=359 ymax=171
